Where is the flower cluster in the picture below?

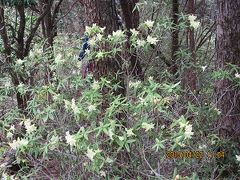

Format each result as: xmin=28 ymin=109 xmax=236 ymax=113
xmin=9 ymin=138 xmax=28 ymax=150
xmin=184 ymin=124 xmax=194 ymax=139
xmin=24 ymin=119 xmax=37 ymax=134
xmin=188 ymin=14 xmax=200 ymax=30
xmin=86 ymin=148 xmax=102 ymax=161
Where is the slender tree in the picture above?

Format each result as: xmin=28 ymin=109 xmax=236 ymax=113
xmin=119 ymin=0 xmax=143 ymax=80
xmin=40 ymin=0 xmax=63 ymax=85
xmin=216 ymin=0 xmax=240 ymax=139
xmin=170 ymin=0 xmax=179 ymax=75
xmin=182 ymin=0 xmax=198 ymax=94
xmin=0 ymin=0 xmax=50 ymax=112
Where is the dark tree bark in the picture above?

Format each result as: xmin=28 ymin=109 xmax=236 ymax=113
xmin=82 ymin=0 xmax=125 ymax=95
xmin=40 ymin=0 xmax=63 ymax=85
xmin=119 ymin=0 xmax=139 ymax=30
xmin=119 ymin=0 xmax=144 ymax=80
xmin=0 ymin=1 xmax=51 ymax=113
xmin=170 ymin=0 xmax=179 ymax=75
xmin=82 ymin=0 xmax=118 ymax=34
xmin=182 ymin=0 xmax=198 ymax=94
xmin=216 ymin=0 xmax=240 ymax=139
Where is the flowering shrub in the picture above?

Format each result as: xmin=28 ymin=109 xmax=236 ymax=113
xmin=0 ymin=17 xmax=239 ymax=180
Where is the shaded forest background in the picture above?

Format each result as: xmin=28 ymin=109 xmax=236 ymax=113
xmin=0 ymin=0 xmax=240 ymax=179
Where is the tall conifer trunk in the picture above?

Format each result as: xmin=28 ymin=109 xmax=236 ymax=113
xmin=216 ymin=0 xmax=240 ymax=140
xmin=170 ymin=0 xmax=179 ymax=75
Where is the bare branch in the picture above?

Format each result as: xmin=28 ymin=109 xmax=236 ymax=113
xmin=52 ymin=0 xmax=64 ymax=22
xmin=24 ymin=4 xmax=51 ymax=56
xmin=54 ymin=0 xmax=78 ymax=26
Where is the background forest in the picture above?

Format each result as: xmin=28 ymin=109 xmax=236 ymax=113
xmin=0 ymin=0 xmax=240 ymax=179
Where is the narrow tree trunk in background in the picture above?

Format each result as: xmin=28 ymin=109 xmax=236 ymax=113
xmin=119 ymin=0 xmax=144 ymax=80
xmin=82 ymin=0 xmax=125 ymax=95
xmin=119 ymin=0 xmax=139 ymax=30
xmin=183 ymin=0 xmax=198 ymax=94
xmin=0 ymin=4 xmax=29 ymax=113
xmin=216 ymin=0 xmax=240 ymax=140
xmin=41 ymin=0 xmax=55 ymax=86
xmin=39 ymin=0 xmax=62 ymax=87
xmin=1 ymin=1 xmax=52 ymax=113
xmin=187 ymin=0 xmax=196 ymax=62
xmin=170 ymin=0 xmax=179 ymax=75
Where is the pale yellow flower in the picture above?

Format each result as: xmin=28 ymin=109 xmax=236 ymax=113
xmin=108 ymin=128 xmax=114 ymax=140
xmin=129 ymin=80 xmax=141 ymax=88
xmin=85 ymin=49 xmax=90 ymax=55
xmin=125 ymin=128 xmax=135 ymax=137
xmin=96 ymin=51 xmax=104 ymax=59
xmin=49 ymin=135 xmax=60 ymax=150
xmin=86 ymin=148 xmax=95 ymax=161
xmin=147 ymin=35 xmax=158 ymax=45
xmin=188 ymin=14 xmax=200 ymax=30
xmin=9 ymin=138 xmax=28 ymax=150
xmin=235 ymin=73 xmax=240 ymax=78
xmin=16 ymin=59 xmax=25 ymax=65
xmin=17 ymin=83 xmax=24 ymax=88
xmin=144 ymin=20 xmax=154 ymax=28
xmin=4 ymin=81 xmax=11 ymax=88
xmin=53 ymin=94 xmax=60 ymax=101
xmin=64 ymin=100 xmax=71 ymax=110
xmin=142 ymin=122 xmax=154 ymax=132
xmin=88 ymin=104 xmax=97 ymax=112
xmin=6 ymin=132 xmax=13 ymax=139
xmin=188 ymin=14 xmax=197 ymax=22
xmin=54 ymin=54 xmax=64 ymax=64
xmin=96 ymin=33 xmax=103 ymax=41
xmin=201 ymin=65 xmax=207 ymax=71
xmin=92 ymin=80 xmax=100 ymax=90
xmin=71 ymin=98 xmax=80 ymax=115
xmin=190 ymin=21 xmax=200 ymax=29
xmin=65 ymin=131 xmax=76 ymax=147
xmin=24 ymin=119 xmax=37 ymax=134
xmin=236 ymin=155 xmax=240 ymax=162
xmin=89 ymin=37 xmax=96 ymax=46
xmin=112 ymin=30 xmax=125 ymax=38
xmin=130 ymin=28 xmax=139 ymax=36
xmin=185 ymin=124 xmax=194 ymax=139
xmin=118 ymin=136 xmax=124 ymax=141
xmin=100 ymin=27 xmax=106 ymax=33
xmin=136 ymin=39 xmax=146 ymax=47
xmin=85 ymin=26 xmax=91 ymax=35
xmin=199 ymin=144 xmax=207 ymax=149
xmin=9 ymin=125 xmax=15 ymax=132
xmin=86 ymin=148 xmax=101 ymax=161
xmin=148 ymin=76 xmax=153 ymax=81
xmin=99 ymin=170 xmax=106 ymax=177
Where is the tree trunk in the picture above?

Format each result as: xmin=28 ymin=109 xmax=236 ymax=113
xmin=0 ymin=1 xmax=52 ymax=113
xmin=119 ymin=0 xmax=144 ymax=80
xmin=216 ymin=0 xmax=240 ymax=139
xmin=40 ymin=0 xmax=56 ymax=86
xmin=182 ymin=0 xmax=198 ymax=94
xmin=0 ymin=5 xmax=29 ymax=113
xmin=82 ymin=0 xmax=125 ymax=95
xmin=170 ymin=0 xmax=179 ymax=75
